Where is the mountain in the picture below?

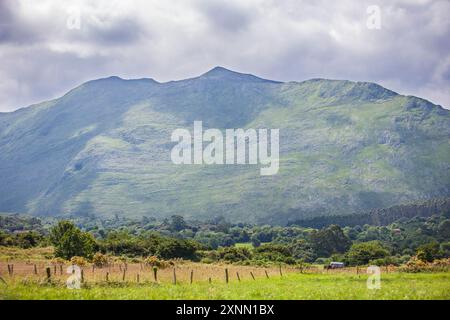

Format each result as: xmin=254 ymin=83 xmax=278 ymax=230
xmin=0 ymin=67 xmax=449 ymax=224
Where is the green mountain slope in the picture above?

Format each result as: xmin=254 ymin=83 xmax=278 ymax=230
xmin=0 ymin=67 xmax=449 ymax=224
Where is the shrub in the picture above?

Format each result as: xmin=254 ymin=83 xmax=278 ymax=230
xmin=399 ymin=257 xmax=450 ymax=273
xmin=314 ymin=257 xmax=331 ymax=265
xmin=144 ymin=256 xmax=170 ymax=269
xmin=92 ymin=252 xmax=109 ymax=267
xmin=156 ymin=238 xmax=198 ymax=260
xmin=253 ymin=244 xmax=296 ymax=264
xmin=200 ymin=257 xmax=215 ymax=264
xmin=198 ymin=250 xmax=219 ymax=261
xmin=70 ymin=256 xmax=88 ymax=266
xmin=217 ymin=247 xmax=252 ymax=263
xmin=51 ymin=257 xmax=66 ymax=265
xmin=369 ymin=256 xmax=402 ymax=266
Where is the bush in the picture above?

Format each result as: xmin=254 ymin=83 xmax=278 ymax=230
xmin=217 ymin=247 xmax=252 ymax=263
xmin=144 ymin=256 xmax=170 ymax=269
xmin=70 ymin=256 xmax=88 ymax=266
xmin=51 ymin=257 xmax=67 ymax=265
xmin=369 ymin=256 xmax=402 ymax=266
xmin=253 ymin=244 xmax=296 ymax=265
xmin=92 ymin=252 xmax=109 ymax=267
xmin=314 ymin=257 xmax=331 ymax=265
xmin=200 ymin=257 xmax=215 ymax=264
xmin=156 ymin=238 xmax=199 ymax=260
xmin=399 ymin=257 xmax=450 ymax=273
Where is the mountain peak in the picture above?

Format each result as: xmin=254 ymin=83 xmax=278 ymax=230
xmin=204 ymin=66 xmax=233 ymax=75
xmin=199 ymin=66 xmax=280 ymax=83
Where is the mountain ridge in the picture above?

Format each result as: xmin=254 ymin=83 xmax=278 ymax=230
xmin=0 ymin=67 xmax=449 ymax=224
xmin=2 ymin=66 xmax=446 ymax=115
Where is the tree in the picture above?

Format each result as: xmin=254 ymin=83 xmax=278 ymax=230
xmin=169 ymin=215 xmax=188 ymax=232
xmin=289 ymin=239 xmax=317 ymax=263
xmin=416 ymin=242 xmax=441 ymax=262
xmin=344 ymin=241 xmax=389 ymax=266
xmin=254 ymin=244 xmax=295 ymax=264
xmin=15 ymin=231 xmax=42 ymax=248
xmin=251 ymin=235 xmax=261 ymax=248
xmin=310 ymin=225 xmax=351 ymax=257
xmin=438 ymin=220 xmax=450 ymax=239
xmin=156 ymin=238 xmax=198 ymax=260
xmin=50 ymin=221 xmax=96 ymax=260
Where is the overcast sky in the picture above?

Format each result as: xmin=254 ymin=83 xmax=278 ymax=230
xmin=1 ymin=0 xmax=449 ymax=112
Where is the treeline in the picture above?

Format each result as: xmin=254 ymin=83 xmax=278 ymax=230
xmin=0 ymin=214 xmax=46 ymax=233
xmin=1 ymin=213 xmax=449 ymax=267
xmin=289 ymin=198 xmax=450 ymax=228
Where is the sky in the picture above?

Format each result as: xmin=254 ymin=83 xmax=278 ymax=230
xmin=0 ymin=0 xmax=449 ymax=112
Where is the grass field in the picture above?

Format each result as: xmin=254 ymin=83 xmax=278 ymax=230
xmin=1 ymin=247 xmax=449 ymax=300
xmin=1 ymin=270 xmax=449 ymax=300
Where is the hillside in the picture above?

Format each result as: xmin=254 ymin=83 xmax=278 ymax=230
xmin=0 ymin=67 xmax=449 ymax=224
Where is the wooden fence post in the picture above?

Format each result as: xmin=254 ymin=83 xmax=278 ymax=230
xmin=81 ymin=269 xmax=84 ymax=283
xmin=60 ymin=264 xmax=63 ymax=275
xmin=265 ymin=270 xmax=269 ymax=279
xmin=250 ymin=272 xmax=255 ymax=280
xmin=106 ymin=272 xmax=109 ymax=282
xmin=190 ymin=270 xmax=194 ymax=284
xmin=153 ymin=267 xmax=158 ymax=282
xmin=46 ymin=267 xmax=51 ymax=281
xmin=225 ymin=268 xmax=229 ymax=284
xmin=34 ymin=264 xmax=38 ymax=275
xmin=236 ymin=272 xmax=241 ymax=282
xmin=208 ymin=277 xmax=212 ymax=284
xmin=7 ymin=264 xmax=14 ymax=276
xmin=279 ymin=265 xmax=283 ymax=277
xmin=173 ymin=268 xmax=177 ymax=285
xmin=136 ymin=273 xmax=140 ymax=283
xmin=122 ymin=269 xmax=126 ymax=281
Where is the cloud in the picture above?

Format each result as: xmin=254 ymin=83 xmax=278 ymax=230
xmin=0 ymin=0 xmax=449 ymax=112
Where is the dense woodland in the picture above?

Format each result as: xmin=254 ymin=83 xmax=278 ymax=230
xmin=289 ymin=198 xmax=450 ymax=228
xmin=1 ymin=198 xmax=450 ymax=267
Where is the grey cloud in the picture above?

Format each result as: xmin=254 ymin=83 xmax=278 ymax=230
xmin=0 ymin=1 xmax=42 ymax=45
xmin=196 ymin=0 xmax=253 ymax=33
xmin=0 ymin=0 xmax=449 ymax=112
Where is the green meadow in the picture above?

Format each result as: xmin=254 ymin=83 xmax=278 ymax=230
xmin=1 ymin=272 xmax=449 ymax=300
